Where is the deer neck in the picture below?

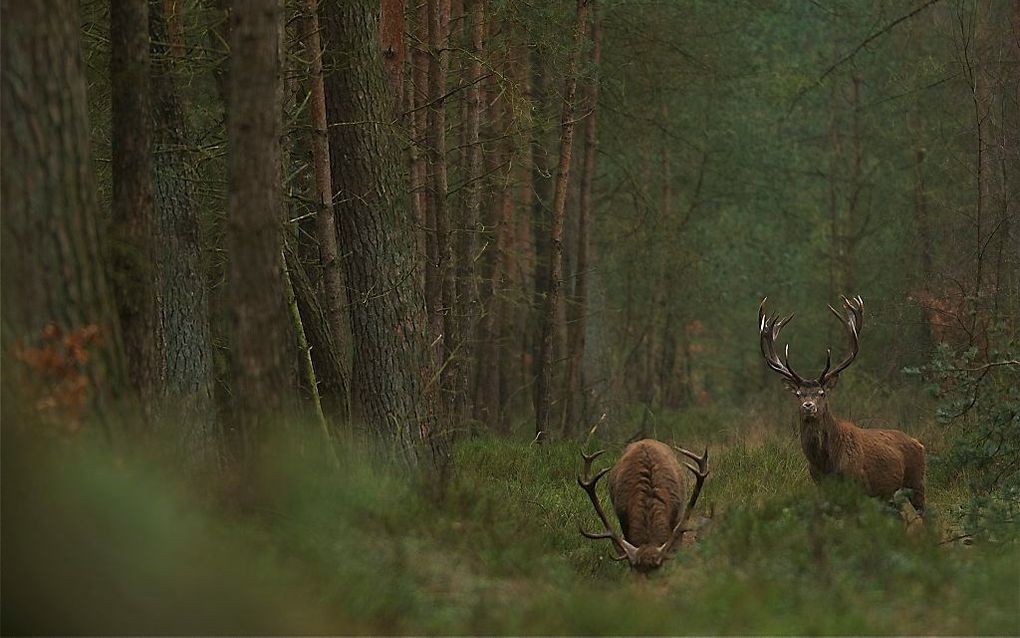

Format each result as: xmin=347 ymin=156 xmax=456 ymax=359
xmin=799 ymin=407 xmax=842 ymax=473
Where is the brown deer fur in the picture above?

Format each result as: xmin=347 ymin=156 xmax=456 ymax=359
xmin=760 ymin=296 xmax=926 ymax=514
xmin=610 ymin=440 xmax=690 ymax=565
xmin=578 ymin=439 xmax=708 ymax=573
xmin=796 ymin=383 xmax=926 ymax=513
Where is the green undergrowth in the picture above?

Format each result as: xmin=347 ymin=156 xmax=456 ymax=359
xmin=3 ymin=410 xmax=1018 ymax=635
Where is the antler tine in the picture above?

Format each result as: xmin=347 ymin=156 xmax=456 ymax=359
xmin=661 ymin=447 xmax=710 ymax=553
xmin=582 ymin=449 xmax=605 ymax=468
xmin=758 ymin=298 xmax=806 ymax=386
xmin=819 ymin=294 xmax=864 ymax=385
xmin=818 ymin=347 xmax=833 ymax=381
xmin=577 ymin=451 xmax=638 ymax=562
xmin=781 ymin=342 xmax=806 ymax=385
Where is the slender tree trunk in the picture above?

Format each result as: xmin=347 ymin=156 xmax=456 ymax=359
xmin=535 ymin=0 xmax=591 ymax=441
xmin=844 ymin=71 xmax=863 ymax=294
xmin=149 ymin=0 xmax=219 ymax=460
xmin=827 ymin=77 xmax=841 ymax=312
xmin=455 ymin=0 xmax=485 ymax=423
xmin=302 ymin=0 xmax=352 ymax=423
xmin=474 ymin=36 xmax=512 ymax=430
xmin=1 ymin=1 xmax=125 ymax=414
xmin=282 ymin=246 xmax=338 ymax=467
xmin=228 ymin=0 xmax=291 ymax=451
xmin=111 ymin=0 xmax=164 ymax=403
xmin=410 ymin=0 xmax=430 ymax=294
xmin=564 ymin=2 xmax=600 ymax=435
xmin=529 ymin=50 xmax=552 ymax=420
xmin=913 ymin=148 xmax=934 ymax=287
xmin=427 ymin=0 xmax=458 ymax=413
xmin=163 ymin=0 xmax=186 ymax=57
xmin=321 ymin=0 xmax=447 ymax=472
xmin=286 ymin=242 xmax=348 ymax=427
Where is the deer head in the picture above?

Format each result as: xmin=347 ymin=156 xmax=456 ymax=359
xmin=577 ymin=445 xmax=709 ymax=573
xmin=758 ymin=295 xmax=863 ymax=421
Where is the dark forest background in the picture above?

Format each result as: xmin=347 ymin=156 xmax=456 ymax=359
xmin=2 ymin=0 xmax=1018 ymax=633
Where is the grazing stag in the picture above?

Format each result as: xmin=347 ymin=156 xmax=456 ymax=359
xmin=758 ymin=296 xmax=926 ymax=514
xmin=578 ymin=439 xmax=709 ymax=573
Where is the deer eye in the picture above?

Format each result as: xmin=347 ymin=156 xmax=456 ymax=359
xmin=818 ymin=390 xmax=825 ymax=397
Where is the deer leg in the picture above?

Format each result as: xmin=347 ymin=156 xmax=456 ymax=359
xmin=906 ymin=455 xmax=926 ymax=516
xmin=895 ymin=440 xmax=927 ymax=516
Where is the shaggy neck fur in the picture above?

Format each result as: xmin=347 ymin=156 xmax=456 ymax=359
xmin=798 ymin=408 xmax=846 ymax=475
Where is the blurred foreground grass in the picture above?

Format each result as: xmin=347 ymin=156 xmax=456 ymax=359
xmin=3 ymin=406 xmax=1018 ymax=635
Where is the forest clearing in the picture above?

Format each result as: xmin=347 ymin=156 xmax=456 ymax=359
xmin=2 ymin=0 xmax=1018 ymax=634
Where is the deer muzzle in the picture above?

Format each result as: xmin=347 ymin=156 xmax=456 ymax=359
xmin=801 ymin=400 xmax=818 ymax=418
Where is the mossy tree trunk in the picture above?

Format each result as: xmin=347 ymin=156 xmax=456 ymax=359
xmin=1 ymin=1 xmax=125 ymax=414
xmin=320 ymin=0 xmax=448 ymax=472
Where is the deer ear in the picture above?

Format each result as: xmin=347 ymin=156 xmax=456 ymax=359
xmin=783 ymin=379 xmax=799 ymax=393
xmin=822 ymin=375 xmax=839 ymax=390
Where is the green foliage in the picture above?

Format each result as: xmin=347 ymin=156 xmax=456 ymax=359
xmin=908 ymin=336 xmax=1020 ymax=544
xmin=4 ymin=412 xmax=1018 ymax=634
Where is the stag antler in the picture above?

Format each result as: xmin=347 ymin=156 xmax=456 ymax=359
xmin=758 ymin=298 xmax=806 ymax=386
xmin=661 ymin=446 xmax=710 ymax=552
xmin=577 ymin=450 xmax=638 ymax=562
xmin=818 ymin=295 xmax=864 ymax=386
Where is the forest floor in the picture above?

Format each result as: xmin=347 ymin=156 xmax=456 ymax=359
xmin=3 ymin=401 xmax=1018 ymax=635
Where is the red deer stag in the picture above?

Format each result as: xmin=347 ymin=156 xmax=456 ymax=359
xmin=758 ymin=296 xmax=926 ymax=514
xmin=578 ymin=439 xmax=709 ymax=573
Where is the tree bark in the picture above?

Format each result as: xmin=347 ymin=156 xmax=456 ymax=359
xmin=426 ymin=0 xmax=458 ymax=413
xmin=302 ymin=0 xmax=352 ymax=423
xmin=149 ymin=0 xmax=219 ymax=459
xmin=380 ymin=0 xmax=406 ymax=106
xmin=321 ymin=0 xmax=447 ymax=472
xmin=286 ymin=242 xmax=349 ymax=427
xmin=410 ymin=0 xmax=431 ymax=295
xmin=111 ymin=0 xmax=164 ymax=403
xmin=454 ymin=0 xmax=485 ymax=423
xmin=1 ymin=1 xmax=125 ymax=414
xmin=473 ymin=29 xmax=513 ymax=431
xmin=535 ymin=0 xmax=591 ymax=441
xmin=564 ymin=2 xmax=600 ymax=435
xmin=228 ymin=0 xmax=292 ymax=449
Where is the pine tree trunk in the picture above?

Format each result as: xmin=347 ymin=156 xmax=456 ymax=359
xmin=285 ymin=241 xmax=349 ymax=426
xmin=111 ymin=0 xmax=164 ymax=403
xmin=535 ymin=0 xmax=590 ymax=441
xmin=410 ymin=0 xmax=430 ymax=294
xmin=427 ymin=0 xmax=458 ymax=413
xmin=302 ymin=0 xmax=352 ymax=423
xmin=455 ymin=0 xmax=485 ymax=423
xmin=529 ymin=51 xmax=552 ymax=420
xmin=913 ymin=148 xmax=934 ymax=287
xmin=228 ymin=0 xmax=292 ymax=449
xmin=473 ymin=33 xmax=512 ymax=431
xmin=564 ymin=3 xmax=600 ymax=435
xmin=380 ymin=0 xmax=406 ymax=107
xmin=1 ymin=1 xmax=125 ymax=413
xmin=149 ymin=0 xmax=219 ymax=460
xmin=321 ymin=0 xmax=448 ymax=472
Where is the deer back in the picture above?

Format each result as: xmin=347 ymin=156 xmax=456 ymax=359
xmin=608 ymin=439 xmax=688 ymax=548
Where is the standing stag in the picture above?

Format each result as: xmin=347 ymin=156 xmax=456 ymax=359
xmin=758 ymin=296 xmax=926 ymax=514
xmin=578 ymin=439 xmax=709 ymax=573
